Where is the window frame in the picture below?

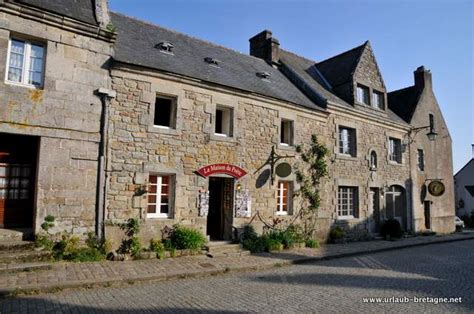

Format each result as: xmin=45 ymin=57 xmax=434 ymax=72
xmin=388 ymin=137 xmax=402 ymax=164
xmin=153 ymin=95 xmax=178 ymax=129
xmin=356 ymin=84 xmax=370 ymax=105
xmin=214 ymin=105 xmax=234 ymax=137
xmin=5 ymin=37 xmax=46 ymax=89
xmin=372 ymin=90 xmax=385 ymax=110
xmin=280 ymin=119 xmax=294 ymax=146
xmin=338 ymin=126 xmax=357 ymax=157
xmin=337 ymin=186 xmax=358 ymax=219
xmin=370 ymin=151 xmax=378 ymax=170
xmin=276 ymin=181 xmax=292 ymax=215
xmin=147 ymin=174 xmax=174 ymax=219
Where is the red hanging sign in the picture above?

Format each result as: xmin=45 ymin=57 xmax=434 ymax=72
xmin=197 ymin=163 xmax=247 ymax=179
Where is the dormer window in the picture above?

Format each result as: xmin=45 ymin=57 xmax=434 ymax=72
xmin=256 ymin=71 xmax=271 ymax=79
xmin=204 ymin=57 xmax=219 ymax=66
xmin=372 ymin=91 xmax=384 ymax=110
xmin=155 ymin=41 xmax=174 ymax=54
xmin=356 ymin=84 xmax=370 ymax=105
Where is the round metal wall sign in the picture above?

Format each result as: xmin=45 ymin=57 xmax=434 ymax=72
xmin=428 ymin=181 xmax=445 ymax=197
xmin=275 ymin=162 xmax=292 ymax=178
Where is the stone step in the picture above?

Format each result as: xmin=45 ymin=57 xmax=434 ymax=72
xmin=0 ymin=228 xmax=33 ymax=241
xmin=207 ymin=250 xmax=251 ymax=258
xmin=0 ymin=261 xmax=52 ymax=274
xmin=205 ymin=243 xmax=243 ymax=254
xmin=0 ymin=250 xmax=51 ymax=264
xmin=0 ymin=240 xmax=35 ymax=252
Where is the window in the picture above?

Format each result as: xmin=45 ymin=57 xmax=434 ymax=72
xmin=154 ymin=96 xmax=177 ymax=128
xmin=372 ymin=91 xmax=384 ymax=110
xmin=339 ymin=127 xmax=356 ymax=156
xmin=338 ymin=186 xmax=358 ymax=218
xmin=389 ymin=138 xmax=402 ymax=163
xmin=429 ymin=113 xmax=435 ymax=130
xmin=147 ymin=174 xmax=173 ymax=218
xmin=6 ymin=38 xmax=45 ymax=87
xmin=276 ymin=181 xmax=292 ymax=215
xmin=215 ymin=106 xmax=233 ymax=137
xmin=356 ymin=84 xmax=370 ymax=105
xmin=280 ymin=119 xmax=294 ymax=146
xmin=370 ymin=151 xmax=377 ymax=170
xmin=417 ymin=149 xmax=425 ymax=171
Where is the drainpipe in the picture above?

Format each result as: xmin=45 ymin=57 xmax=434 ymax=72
xmin=95 ymin=88 xmax=116 ymax=238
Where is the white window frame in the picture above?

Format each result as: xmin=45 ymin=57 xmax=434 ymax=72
xmin=389 ymin=137 xmax=402 ymax=164
xmin=280 ymin=119 xmax=294 ymax=146
xmin=337 ymin=186 xmax=357 ymax=219
xmin=5 ymin=38 xmax=45 ymax=88
xmin=153 ymin=95 xmax=177 ymax=129
xmin=276 ymin=181 xmax=292 ymax=215
xmin=372 ymin=91 xmax=384 ymax=110
xmin=356 ymin=84 xmax=370 ymax=105
xmin=339 ymin=127 xmax=356 ymax=156
xmin=214 ymin=105 xmax=233 ymax=137
xmin=147 ymin=174 xmax=173 ymax=218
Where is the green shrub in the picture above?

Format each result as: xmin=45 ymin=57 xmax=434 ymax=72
xmin=241 ymin=225 xmax=258 ymax=242
xmin=40 ymin=215 xmax=55 ymax=232
xmin=35 ymin=234 xmax=54 ymax=251
xmin=63 ymin=247 xmax=105 ymax=262
xmin=168 ymin=225 xmax=206 ymax=250
xmin=85 ymin=232 xmax=111 ymax=255
xmin=380 ymin=219 xmax=403 ymax=239
xmin=265 ymin=237 xmax=283 ymax=252
xmin=329 ymin=227 xmax=344 ymax=241
xmin=118 ymin=236 xmax=141 ymax=257
xmin=305 ymin=239 xmax=320 ymax=248
xmin=150 ymin=239 xmax=166 ymax=259
xmin=120 ymin=218 xmax=140 ymax=237
xmin=242 ymin=237 xmax=266 ymax=253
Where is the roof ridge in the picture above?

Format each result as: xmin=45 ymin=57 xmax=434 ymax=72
xmin=280 ymin=49 xmax=317 ymax=64
xmin=110 ymin=12 xmax=270 ymax=65
xmin=388 ymin=85 xmax=416 ymax=95
xmin=316 ymin=41 xmax=368 ymax=65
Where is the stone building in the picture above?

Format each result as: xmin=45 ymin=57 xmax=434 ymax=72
xmin=0 ymin=0 xmax=455 ymax=244
xmin=454 ymin=146 xmax=474 ymax=217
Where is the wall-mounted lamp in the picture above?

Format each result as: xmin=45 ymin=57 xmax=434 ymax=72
xmin=236 ymin=183 xmax=242 ymax=191
xmin=403 ymin=118 xmax=437 ymax=149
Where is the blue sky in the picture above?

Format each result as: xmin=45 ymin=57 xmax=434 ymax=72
xmin=110 ymin=0 xmax=473 ymax=173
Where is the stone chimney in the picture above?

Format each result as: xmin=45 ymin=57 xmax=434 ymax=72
xmin=414 ymin=66 xmax=432 ymax=90
xmin=95 ymin=0 xmax=111 ymax=27
xmin=249 ymin=30 xmax=280 ymax=65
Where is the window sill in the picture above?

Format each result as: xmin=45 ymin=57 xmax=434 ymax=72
xmin=210 ymin=133 xmax=236 ymax=143
xmin=278 ymin=143 xmax=295 ymax=151
xmin=336 ymin=153 xmax=357 ymax=160
xmin=276 ymin=211 xmax=290 ymax=216
xmin=4 ymin=80 xmax=43 ymax=90
xmin=388 ymin=160 xmax=404 ymax=167
xmin=148 ymin=125 xmax=181 ymax=136
xmin=335 ymin=216 xmax=360 ymax=223
xmin=147 ymin=214 xmax=172 ymax=219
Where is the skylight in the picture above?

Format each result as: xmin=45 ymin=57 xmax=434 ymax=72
xmin=204 ymin=57 xmax=219 ymax=66
xmin=155 ymin=41 xmax=174 ymax=54
xmin=256 ymin=71 xmax=271 ymax=79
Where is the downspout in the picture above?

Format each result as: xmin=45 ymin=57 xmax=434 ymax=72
xmin=95 ymin=88 xmax=116 ymax=238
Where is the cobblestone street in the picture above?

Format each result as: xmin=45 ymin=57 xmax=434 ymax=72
xmin=1 ymin=239 xmax=473 ymax=313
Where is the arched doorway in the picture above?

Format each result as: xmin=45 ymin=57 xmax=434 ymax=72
xmin=385 ymin=185 xmax=407 ymax=230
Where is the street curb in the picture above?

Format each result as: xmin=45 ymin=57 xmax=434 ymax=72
xmin=1 ymin=234 xmax=473 ymax=299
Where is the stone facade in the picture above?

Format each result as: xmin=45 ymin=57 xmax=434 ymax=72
xmin=0 ymin=1 xmax=113 ymax=234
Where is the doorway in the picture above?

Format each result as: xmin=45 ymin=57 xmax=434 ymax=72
xmin=0 ymin=133 xmax=38 ymax=228
xmin=369 ymin=188 xmax=380 ymax=233
xmin=424 ymin=201 xmax=431 ymax=230
xmin=207 ymin=177 xmax=234 ymax=241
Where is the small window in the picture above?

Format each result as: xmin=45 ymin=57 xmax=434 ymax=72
xmin=154 ymin=96 xmax=177 ymax=129
xmin=429 ymin=113 xmax=435 ymax=130
xmin=155 ymin=41 xmax=174 ymax=54
xmin=215 ymin=106 xmax=233 ymax=137
xmin=372 ymin=91 xmax=384 ymax=110
xmin=389 ymin=138 xmax=402 ymax=163
xmin=417 ymin=149 xmax=425 ymax=171
xmin=280 ymin=119 xmax=294 ymax=146
xmin=339 ymin=127 xmax=356 ymax=157
xmin=148 ymin=174 xmax=174 ymax=218
xmin=338 ymin=186 xmax=358 ymax=219
xmin=276 ymin=181 xmax=292 ymax=215
xmin=370 ymin=151 xmax=377 ymax=170
xmin=6 ymin=38 xmax=45 ymax=87
xmin=356 ymin=84 xmax=370 ymax=105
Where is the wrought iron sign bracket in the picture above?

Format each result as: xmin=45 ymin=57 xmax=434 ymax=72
xmin=254 ymin=146 xmax=294 ymax=185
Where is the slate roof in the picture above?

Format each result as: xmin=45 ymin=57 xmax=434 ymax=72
xmin=315 ymin=43 xmax=367 ymax=88
xmin=455 ymin=159 xmax=474 ymax=178
xmin=280 ymin=49 xmax=408 ymax=124
xmin=110 ymin=13 xmax=324 ymax=112
xmin=466 ymin=185 xmax=474 ymax=197
xmin=387 ymin=86 xmax=422 ymax=123
xmin=15 ymin=0 xmax=98 ymax=25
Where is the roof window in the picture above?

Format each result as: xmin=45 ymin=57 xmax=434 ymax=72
xmin=204 ymin=57 xmax=219 ymax=66
xmin=256 ymin=71 xmax=271 ymax=79
xmin=155 ymin=41 xmax=174 ymax=54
